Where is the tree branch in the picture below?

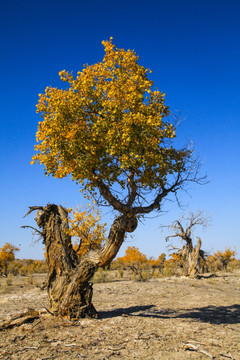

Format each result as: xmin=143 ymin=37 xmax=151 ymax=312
xmin=127 ymin=169 xmax=137 ymax=206
xmin=165 ymin=233 xmax=182 ymax=242
xmin=94 ymin=175 xmax=130 ymax=213
xmin=23 ymin=206 xmax=44 ymax=218
xmin=21 ymin=225 xmax=44 ymax=238
xmin=132 ymin=173 xmax=182 ymax=215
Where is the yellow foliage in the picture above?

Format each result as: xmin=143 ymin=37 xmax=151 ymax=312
xmin=148 ymin=253 xmax=166 ymax=268
xmin=67 ymin=204 xmax=106 ymax=258
xmin=117 ymin=246 xmax=147 ymax=266
xmin=32 ymin=38 xmax=190 ymax=197
xmin=214 ymin=248 xmax=236 ymax=263
xmin=171 ymin=253 xmax=183 ymax=262
xmin=0 ymin=243 xmax=20 ymax=276
xmin=211 ymin=247 xmax=236 ymax=270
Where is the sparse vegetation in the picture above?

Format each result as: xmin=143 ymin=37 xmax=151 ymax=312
xmin=1 ymin=246 xmax=238 ymax=282
xmin=205 ymin=247 xmax=238 ymax=272
xmin=0 ymin=243 xmax=20 ymax=277
xmin=111 ymin=246 xmax=239 ymax=281
xmin=0 ymin=258 xmax=48 ymax=277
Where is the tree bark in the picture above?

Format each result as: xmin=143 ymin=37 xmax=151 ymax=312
xmin=30 ymin=204 xmax=137 ymax=320
xmin=179 ymin=237 xmax=203 ymax=278
xmin=188 ymin=237 xmax=202 ymax=278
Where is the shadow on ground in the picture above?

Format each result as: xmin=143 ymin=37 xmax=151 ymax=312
xmin=99 ymin=304 xmax=240 ymax=325
xmin=100 ymin=305 xmax=155 ymax=319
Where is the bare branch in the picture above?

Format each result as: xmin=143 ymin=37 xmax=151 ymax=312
xmin=94 ymin=175 xmax=130 ymax=213
xmin=165 ymin=233 xmax=183 ymax=242
xmin=23 ymin=206 xmax=44 ymax=218
xmin=167 ymin=244 xmax=181 ymax=252
xmin=176 ymin=220 xmax=185 ymax=234
xmin=132 ymin=173 xmax=182 ymax=215
xmin=21 ymin=225 xmax=44 ymax=237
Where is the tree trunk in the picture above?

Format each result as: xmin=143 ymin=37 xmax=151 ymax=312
xmin=31 ymin=204 xmax=137 ymax=320
xmin=180 ymin=237 xmax=203 ymax=278
xmin=188 ymin=237 xmax=202 ymax=278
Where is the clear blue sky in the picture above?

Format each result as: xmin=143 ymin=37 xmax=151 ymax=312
xmin=0 ymin=0 xmax=239 ymax=259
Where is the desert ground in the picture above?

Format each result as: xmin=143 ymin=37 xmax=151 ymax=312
xmin=0 ymin=271 xmax=239 ymax=360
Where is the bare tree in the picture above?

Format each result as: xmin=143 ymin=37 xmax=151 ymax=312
xmin=166 ymin=212 xmax=207 ymax=278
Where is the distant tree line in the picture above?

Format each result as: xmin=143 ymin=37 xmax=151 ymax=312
xmin=0 ymin=243 xmax=238 ymax=279
xmin=0 ymin=243 xmax=47 ymax=277
xmin=112 ymin=246 xmax=239 ymax=280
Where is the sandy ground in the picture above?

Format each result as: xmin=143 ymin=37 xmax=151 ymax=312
xmin=0 ymin=271 xmax=239 ymax=359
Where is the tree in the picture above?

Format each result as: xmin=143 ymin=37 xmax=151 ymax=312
xmin=0 ymin=243 xmax=20 ymax=277
xmin=27 ymin=38 xmax=204 ymax=319
xmin=165 ymin=212 xmax=207 ymax=278
xmin=117 ymin=246 xmax=147 ymax=280
xmin=206 ymin=248 xmax=237 ymax=271
xmin=149 ymin=253 xmax=166 ymax=274
xmin=214 ymin=248 xmax=236 ymax=269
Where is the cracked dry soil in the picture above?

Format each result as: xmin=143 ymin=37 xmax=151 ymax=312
xmin=0 ymin=271 xmax=239 ymax=359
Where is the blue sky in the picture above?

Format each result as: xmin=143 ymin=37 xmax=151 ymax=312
xmin=0 ymin=0 xmax=239 ymax=259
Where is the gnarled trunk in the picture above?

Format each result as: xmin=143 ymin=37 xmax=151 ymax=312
xmin=28 ymin=204 xmax=137 ymax=319
xmin=188 ymin=237 xmax=203 ymax=277
xmin=179 ymin=237 xmax=204 ymax=278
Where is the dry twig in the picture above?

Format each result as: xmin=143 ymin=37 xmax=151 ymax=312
xmin=183 ymin=342 xmax=215 ymax=359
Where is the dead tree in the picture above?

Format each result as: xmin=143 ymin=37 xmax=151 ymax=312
xmin=166 ymin=212 xmax=207 ymax=278
xmin=24 ymin=204 xmax=137 ymax=320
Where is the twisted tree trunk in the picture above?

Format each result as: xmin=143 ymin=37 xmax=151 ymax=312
xmin=188 ymin=237 xmax=202 ymax=278
xmin=26 ymin=204 xmax=137 ymax=320
xmin=179 ymin=237 xmax=203 ymax=278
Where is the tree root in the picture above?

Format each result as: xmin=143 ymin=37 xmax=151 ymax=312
xmin=0 ymin=309 xmax=41 ymax=331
